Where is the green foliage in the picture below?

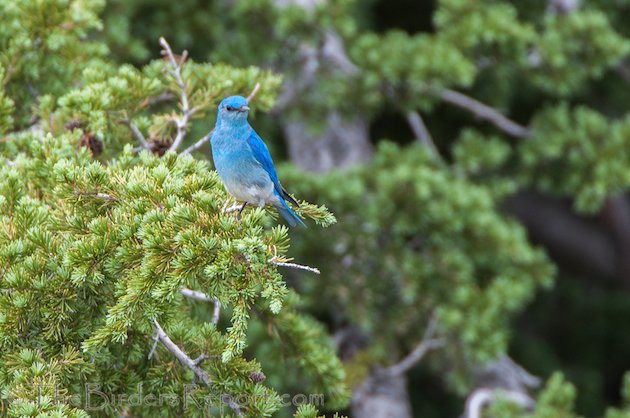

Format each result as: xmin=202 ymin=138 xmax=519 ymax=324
xmin=0 ymin=134 xmax=338 ymax=416
xmin=281 ymin=143 xmax=555 ymax=388
xmin=520 ymin=104 xmax=630 ymax=212
xmin=490 ymin=373 xmax=582 ymax=418
xmin=0 ymin=0 xmax=108 ymax=128
xmin=531 ymin=10 xmax=630 ymax=96
xmin=351 ymin=31 xmax=476 ymax=110
xmin=3 ymin=0 xmax=630 ymax=416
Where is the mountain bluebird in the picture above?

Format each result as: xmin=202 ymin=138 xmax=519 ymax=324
xmin=210 ymin=95 xmax=306 ymax=228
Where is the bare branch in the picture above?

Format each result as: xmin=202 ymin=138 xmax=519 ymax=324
xmin=124 ymin=120 xmax=151 ymax=150
xmin=465 ymin=388 xmax=535 ymax=418
xmin=148 ymin=334 xmax=159 ymax=360
xmin=181 ymin=288 xmax=221 ymax=325
xmin=72 ymin=191 xmax=116 ymax=202
xmin=212 ymin=299 xmax=221 ymax=325
xmin=193 ymin=353 xmax=210 ymax=366
xmin=153 ymin=320 xmax=211 ymax=386
xmin=269 ymin=255 xmax=320 ymax=275
xmin=181 ymin=131 xmax=211 ymax=156
xmin=159 ymin=37 xmax=194 ymax=153
xmin=181 ymin=287 xmax=212 ymax=302
xmin=246 ymin=82 xmax=261 ymax=102
xmin=152 ymin=320 xmax=243 ymax=417
xmin=406 ymin=110 xmax=442 ymax=161
xmin=145 ymin=92 xmax=177 ymax=107
xmin=438 ymin=89 xmax=531 ymax=139
xmin=385 ymin=313 xmax=445 ymax=377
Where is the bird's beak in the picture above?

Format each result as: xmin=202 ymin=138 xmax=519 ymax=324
xmin=239 ymin=105 xmax=250 ymax=112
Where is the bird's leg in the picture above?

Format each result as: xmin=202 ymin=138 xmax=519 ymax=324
xmin=237 ymin=202 xmax=247 ymax=220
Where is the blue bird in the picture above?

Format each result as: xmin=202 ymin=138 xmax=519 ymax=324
xmin=210 ymin=95 xmax=306 ymax=228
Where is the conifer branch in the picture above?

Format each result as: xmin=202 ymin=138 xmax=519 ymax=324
xmin=152 ymin=320 xmax=243 ymax=417
xmin=180 ymin=288 xmax=221 ymax=325
xmin=437 ymin=89 xmax=531 ymax=139
xmin=406 ymin=110 xmax=442 ymax=161
xmin=385 ymin=313 xmax=445 ymax=377
xmin=160 ymin=37 xmax=194 ymax=153
xmin=269 ymin=256 xmax=321 ymax=275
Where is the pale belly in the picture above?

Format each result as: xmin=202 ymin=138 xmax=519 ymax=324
xmin=224 ymin=177 xmax=279 ymax=207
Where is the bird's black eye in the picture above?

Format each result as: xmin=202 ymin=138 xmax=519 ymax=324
xmin=225 ymin=105 xmax=234 ymax=111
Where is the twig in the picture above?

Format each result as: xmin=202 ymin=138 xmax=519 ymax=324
xmin=181 ymin=288 xmax=212 ymax=302
xmin=437 ymin=89 xmax=531 ymax=139
xmin=385 ymin=313 xmax=445 ymax=377
xmin=246 ymin=82 xmax=261 ymax=102
xmin=465 ymin=388 xmax=534 ymax=418
xmin=406 ymin=110 xmax=441 ymax=160
xmin=124 ymin=120 xmax=151 ymax=150
xmin=269 ymin=256 xmax=320 ymax=275
xmin=223 ymin=202 xmax=243 ymax=214
xmin=212 ymin=299 xmax=221 ymax=325
xmin=153 ymin=320 xmax=211 ymax=386
xmin=148 ymin=333 xmax=159 ymax=360
xmin=159 ymin=37 xmax=194 ymax=153
xmin=181 ymin=288 xmax=221 ymax=325
xmin=72 ymin=191 xmax=116 ymax=202
xmin=193 ymin=353 xmax=210 ymax=366
xmin=152 ymin=320 xmax=243 ymax=417
xmin=181 ymin=131 xmax=211 ymax=156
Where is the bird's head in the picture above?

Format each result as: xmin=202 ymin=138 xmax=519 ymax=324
xmin=217 ymin=96 xmax=250 ymax=124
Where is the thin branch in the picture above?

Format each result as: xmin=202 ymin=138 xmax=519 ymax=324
xmin=269 ymin=255 xmax=320 ymax=275
xmin=438 ymin=89 xmax=531 ymax=139
xmin=246 ymin=82 xmax=261 ymax=102
xmin=180 ymin=131 xmax=211 ymax=156
xmin=153 ymin=320 xmax=211 ymax=385
xmin=124 ymin=120 xmax=151 ymax=150
xmin=181 ymin=287 xmax=221 ymax=325
xmin=159 ymin=37 xmax=194 ymax=153
xmin=212 ymin=299 xmax=221 ymax=325
xmin=181 ymin=288 xmax=212 ymax=302
xmin=152 ymin=320 xmax=243 ymax=417
xmin=144 ymin=92 xmax=177 ymax=107
xmin=385 ymin=313 xmax=445 ymax=377
xmin=193 ymin=353 xmax=210 ymax=366
xmin=406 ymin=110 xmax=442 ymax=161
xmin=148 ymin=334 xmax=159 ymax=360
xmin=72 ymin=191 xmax=116 ymax=202
xmin=223 ymin=202 xmax=243 ymax=214
xmin=465 ymin=388 xmax=534 ymax=418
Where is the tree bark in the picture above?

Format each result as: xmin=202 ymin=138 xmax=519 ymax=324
xmin=352 ymin=369 xmax=413 ymax=418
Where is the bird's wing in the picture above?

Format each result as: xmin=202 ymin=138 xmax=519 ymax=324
xmin=246 ymin=130 xmax=283 ymax=195
xmin=246 ymin=129 xmax=300 ymax=207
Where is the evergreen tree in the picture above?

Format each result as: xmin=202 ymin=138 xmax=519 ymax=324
xmin=2 ymin=0 xmax=630 ymax=417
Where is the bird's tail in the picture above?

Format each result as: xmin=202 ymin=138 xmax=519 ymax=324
xmin=275 ymin=196 xmax=306 ymax=228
